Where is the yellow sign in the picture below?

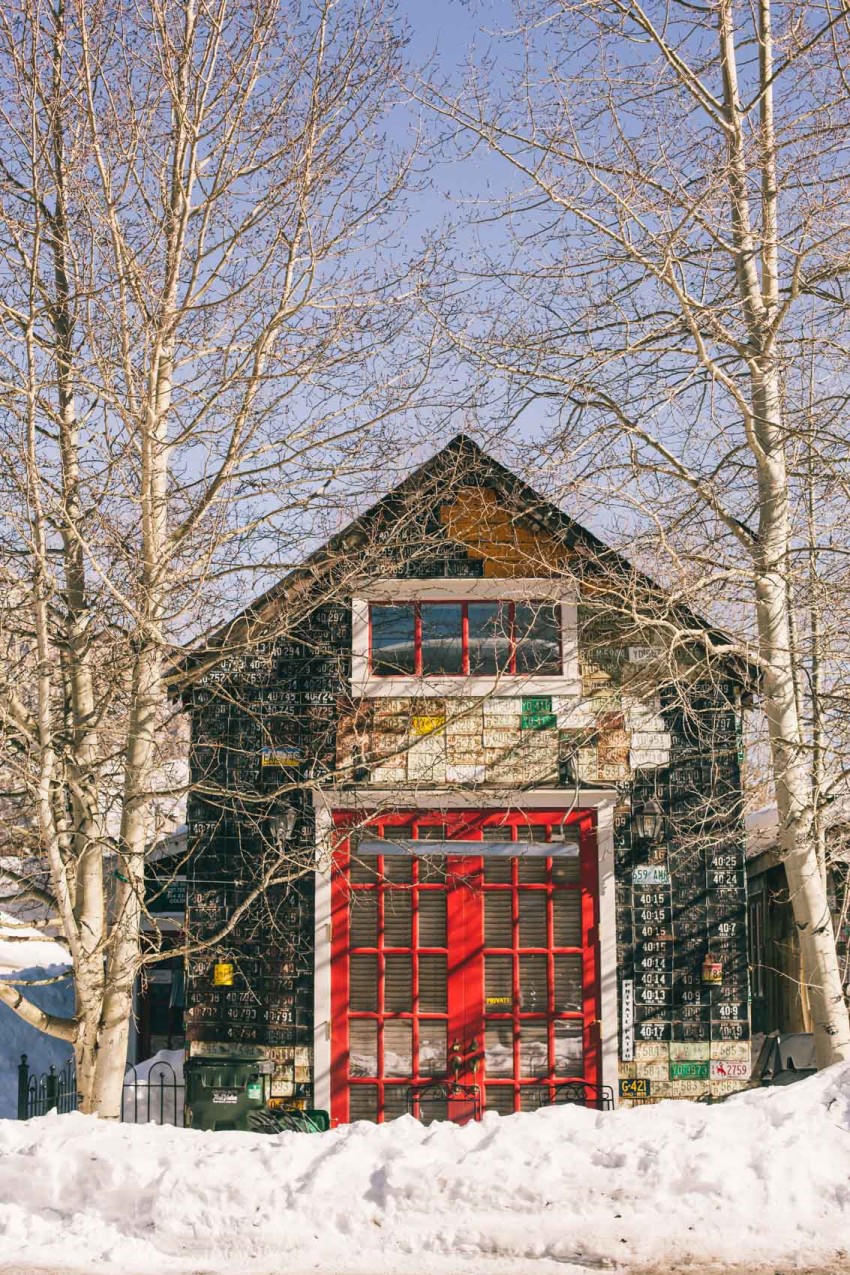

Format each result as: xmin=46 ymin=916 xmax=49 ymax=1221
xmin=261 ymin=748 xmax=302 ymax=767
xmin=213 ymin=962 xmax=235 ymax=987
xmin=412 ymin=715 xmax=445 ymax=736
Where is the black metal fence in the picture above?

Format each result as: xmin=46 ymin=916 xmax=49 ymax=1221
xmin=17 ymin=1054 xmax=185 ymax=1125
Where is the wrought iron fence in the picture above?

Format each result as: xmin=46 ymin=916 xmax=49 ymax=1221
xmin=17 ymin=1054 xmax=185 ymax=1125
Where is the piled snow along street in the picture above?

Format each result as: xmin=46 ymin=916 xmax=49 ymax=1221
xmin=1 ymin=1065 xmax=850 ymax=1275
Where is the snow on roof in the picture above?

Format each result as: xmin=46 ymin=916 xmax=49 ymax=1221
xmin=0 ymin=1063 xmax=849 ymax=1273
xmin=0 ymin=909 xmax=70 ymax=975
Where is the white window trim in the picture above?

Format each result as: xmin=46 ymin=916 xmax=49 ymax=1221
xmin=351 ymin=578 xmax=580 ymax=699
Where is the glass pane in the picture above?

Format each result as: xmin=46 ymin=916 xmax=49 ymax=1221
xmin=418 ymin=954 xmax=447 ymax=1012
xmin=485 ymin=894 xmax=513 ymax=947
xmin=485 ymin=1024 xmax=515 ymax=1076
xmin=350 ymin=892 xmax=378 ymax=947
xmin=519 ymin=955 xmax=548 ymax=1012
xmin=419 ymin=1022 xmax=447 ymax=1076
xmin=418 ymin=854 xmax=447 ymax=881
xmin=554 ymin=1020 xmax=583 ymax=1073
xmin=518 ymin=857 xmax=547 ymax=883
xmin=468 ymin=602 xmax=511 ymax=675
xmin=520 ymin=1023 xmax=549 ymax=1077
xmin=483 ymin=858 xmax=512 ymax=883
xmin=385 ymin=954 xmax=413 ymax=1011
xmin=418 ymin=892 xmax=447 ymax=946
xmin=553 ymin=892 xmax=582 ymax=947
xmin=349 ymin=1021 xmax=377 ymax=1077
xmin=383 ymin=1087 xmax=409 ymax=1122
xmin=417 ymin=824 xmax=447 ymax=840
xmin=384 ymin=892 xmax=412 ymax=947
xmin=485 ymin=954 xmax=513 ymax=1009
xmin=350 ymin=954 xmax=378 ymax=1011
xmin=383 ymin=855 xmax=413 ymax=883
xmin=420 ymin=604 xmax=463 ymax=674
xmin=518 ymin=893 xmax=547 ymax=947
xmin=514 ymin=602 xmax=561 ymax=675
xmin=485 ymin=1085 xmax=515 ymax=1115
xmin=349 ymin=1085 xmax=378 ymax=1122
xmin=552 ymin=857 xmax=581 ymax=885
xmin=554 ymin=954 xmax=583 ymax=1013
xmin=519 ymin=825 xmax=551 ymax=843
xmin=520 ymin=1087 xmax=548 ymax=1112
xmin=349 ymin=853 xmax=378 ymax=884
xmin=384 ymin=1021 xmax=413 ymax=1076
xmin=370 ymin=604 xmax=415 ymax=676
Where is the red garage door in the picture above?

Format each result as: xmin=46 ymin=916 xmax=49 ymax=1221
xmin=330 ymin=810 xmax=600 ymax=1124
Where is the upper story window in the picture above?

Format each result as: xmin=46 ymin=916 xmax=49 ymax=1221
xmin=370 ymin=601 xmax=562 ymax=678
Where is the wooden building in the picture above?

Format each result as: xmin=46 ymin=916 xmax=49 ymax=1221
xmin=176 ymin=436 xmax=755 ymax=1120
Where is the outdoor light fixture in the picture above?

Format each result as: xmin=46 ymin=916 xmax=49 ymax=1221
xmin=269 ymin=804 xmax=298 ymax=847
xmin=632 ymin=796 xmax=665 ymax=843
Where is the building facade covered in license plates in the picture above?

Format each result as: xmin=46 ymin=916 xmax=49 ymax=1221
xmin=172 ymin=436 xmax=756 ymax=1119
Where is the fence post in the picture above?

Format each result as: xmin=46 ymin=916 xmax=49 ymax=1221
xmin=45 ymin=1064 xmax=58 ymax=1113
xmin=17 ymin=1055 xmax=29 ymax=1120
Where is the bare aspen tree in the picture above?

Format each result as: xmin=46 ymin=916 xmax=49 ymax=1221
xmin=417 ymin=0 xmax=850 ymax=1062
xmin=0 ymin=0 xmax=427 ymax=1116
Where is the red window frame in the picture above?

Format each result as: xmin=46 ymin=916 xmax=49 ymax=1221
xmin=368 ymin=600 xmax=563 ymax=677
xmin=329 ymin=808 xmax=601 ymax=1125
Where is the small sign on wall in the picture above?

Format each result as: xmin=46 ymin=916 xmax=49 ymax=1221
xmin=621 ymin=978 xmax=635 ymax=1061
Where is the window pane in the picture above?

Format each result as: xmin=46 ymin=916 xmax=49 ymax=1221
xmin=418 ymin=954 xmax=447 ymax=1012
xmin=485 ymin=954 xmax=513 ymax=1008
xmin=554 ymin=1020 xmax=584 ymax=1073
xmin=383 ymin=855 xmax=413 ymax=883
xmin=371 ymin=604 xmax=415 ymax=676
xmin=554 ymin=954 xmax=583 ymax=1013
xmin=384 ymin=1021 xmax=413 ymax=1076
xmin=518 ymin=857 xmax=547 ymax=883
xmin=483 ymin=857 xmax=512 ymax=883
xmin=384 ymin=892 xmax=412 ymax=947
xmin=485 ymin=894 xmax=513 ymax=947
xmin=468 ymin=602 xmax=511 ymax=675
xmin=485 ymin=1085 xmax=515 ymax=1115
xmin=350 ymin=955 xmax=378 ymax=1011
xmin=519 ymin=954 xmax=548 ymax=1011
xmin=420 ymin=604 xmax=463 ymax=674
xmin=349 ymin=1085 xmax=378 ymax=1122
xmin=514 ymin=602 xmax=561 ymax=675
xmin=383 ymin=1087 xmax=408 ymax=1122
xmin=350 ymin=892 xmax=378 ymax=947
xmin=350 ymin=853 xmax=379 ymax=884
xmin=518 ymin=893 xmax=547 ymax=947
xmin=553 ymin=893 xmax=582 ymax=947
xmin=385 ymin=954 xmax=413 ymax=1011
xmin=519 ymin=1023 xmax=549 ymax=1077
xmin=418 ymin=893 xmax=447 ymax=946
xmin=419 ymin=1022 xmax=447 ymax=1075
xmin=349 ymin=1021 xmax=377 ymax=1076
xmin=485 ymin=1024 xmax=514 ymax=1076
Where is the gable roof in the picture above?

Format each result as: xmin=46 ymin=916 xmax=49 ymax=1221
xmin=172 ymin=433 xmax=758 ymax=690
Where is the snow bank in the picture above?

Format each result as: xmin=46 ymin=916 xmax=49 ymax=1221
xmin=0 ymin=909 xmax=70 ymax=974
xmin=2 ymin=1064 xmax=850 ymax=1275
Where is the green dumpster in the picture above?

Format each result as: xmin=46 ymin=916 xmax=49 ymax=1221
xmin=184 ymin=1056 xmax=273 ymax=1131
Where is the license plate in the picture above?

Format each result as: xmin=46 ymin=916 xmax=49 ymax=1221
xmin=709 ymin=1060 xmax=751 ymax=1080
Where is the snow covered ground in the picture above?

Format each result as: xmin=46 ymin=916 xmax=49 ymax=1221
xmin=2 ymin=1063 xmax=850 ymax=1275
